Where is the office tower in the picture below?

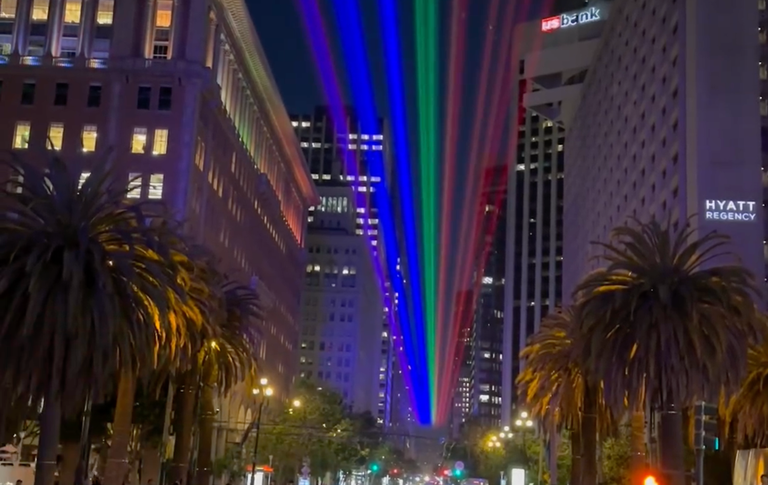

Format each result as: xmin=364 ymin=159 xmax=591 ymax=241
xmin=298 ymin=185 xmax=386 ymax=417
xmin=0 ymin=0 xmax=317 ymax=467
xmin=291 ymin=107 xmax=387 ymax=245
xmin=292 ymin=107 xmax=395 ymax=424
xmin=501 ymin=3 xmax=610 ymax=423
xmin=449 ymin=291 xmax=473 ymax=437
xmin=564 ymin=0 xmax=764 ymax=296
xmin=467 ymin=165 xmax=507 ymax=427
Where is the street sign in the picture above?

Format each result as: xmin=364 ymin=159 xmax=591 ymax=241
xmin=455 ymin=462 xmax=464 ymax=471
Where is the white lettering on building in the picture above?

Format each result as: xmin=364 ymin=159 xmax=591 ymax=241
xmin=703 ymin=200 xmax=757 ymax=221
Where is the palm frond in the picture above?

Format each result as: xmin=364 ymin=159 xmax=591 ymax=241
xmin=574 ymin=218 xmax=763 ymax=413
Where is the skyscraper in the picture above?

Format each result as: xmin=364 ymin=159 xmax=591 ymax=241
xmin=564 ymin=0 xmax=764 ymax=293
xmin=501 ymin=2 xmax=610 ymax=423
xmin=0 ymin=0 xmax=318 ymax=469
xmin=299 ymin=185 xmax=386 ymax=417
xmin=292 ymin=107 xmax=395 ymax=424
xmin=468 ymin=165 xmax=507 ymax=427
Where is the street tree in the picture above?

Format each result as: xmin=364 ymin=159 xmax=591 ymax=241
xmin=575 ymin=218 xmax=763 ymax=485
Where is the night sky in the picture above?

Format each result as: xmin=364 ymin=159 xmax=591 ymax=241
xmin=246 ymin=0 xmax=553 ymax=117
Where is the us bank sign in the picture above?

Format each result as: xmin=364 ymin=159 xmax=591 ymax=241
xmin=541 ymin=7 xmax=601 ymax=32
xmin=704 ymin=200 xmax=757 ymax=221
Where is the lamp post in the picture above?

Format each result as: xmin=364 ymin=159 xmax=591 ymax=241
xmin=249 ymin=378 xmax=273 ymax=485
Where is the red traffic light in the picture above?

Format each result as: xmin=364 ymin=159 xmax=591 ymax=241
xmin=392 ymin=470 xmax=399 ymax=474
xmin=443 ymin=469 xmax=451 ymax=476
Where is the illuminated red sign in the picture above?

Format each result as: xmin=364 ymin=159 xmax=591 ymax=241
xmin=541 ymin=7 xmax=601 ymax=32
xmin=541 ymin=16 xmax=561 ymax=32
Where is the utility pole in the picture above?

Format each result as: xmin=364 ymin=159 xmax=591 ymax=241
xmin=694 ymin=401 xmax=720 ymax=485
xmin=694 ymin=402 xmax=705 ymax=485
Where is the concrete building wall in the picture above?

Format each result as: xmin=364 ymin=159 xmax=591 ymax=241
xmin=0 ymin=0 xmax=318 ymax=455
xmin=564 ymin=0 xmax=765 ymax=300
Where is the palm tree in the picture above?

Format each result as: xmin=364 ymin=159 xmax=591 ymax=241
xmin=166 ymin=253 xmax=260 ymax=485
xmin=574 ymin=218 xmax=763 ymax=485
xmin=194 ymin=279 xmax=260 ymax=485
xmin=517 ymin=307 xmax=610 ymax=485
xmin=0 ymin=157 xmax=190 ymax=485
xmin=726 ymin=336 xmax=768 ymax=448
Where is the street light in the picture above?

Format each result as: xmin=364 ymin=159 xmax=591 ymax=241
xmin=292 ymin=399 xmax=302 ymax=408
xmin=248 ymin=377 xmax=273 ymax=485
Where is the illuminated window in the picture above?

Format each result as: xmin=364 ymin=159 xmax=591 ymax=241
xmin=78 ymin=171 xmax=90 ymax=190
xmin=152 ymin=128 xmax=168 ymax=155
xmin=13 ymin=121 xmax=30 ymax=149
xmin=81 ymin=125 xmax=97 ymax=152
xmin=47 ymin=123 xmax=64 ymax=151
xmin=63 ymin=0 xmax=80 ymax=23
xmin=31 ymin=0 xmax=47 ymax=20
xmin=155 ymin=0 xmax=172 ymax=27
xmin=127 ymin=173 xmax=142 ymax=198
xmin=131 ymin=127 xmax=147 ymax=153
xmin=0 ymin=0 xmax=18 ymax=18
xmin=96 ymin=0 xmax=113 ymax=24
xmin=761 ymin=63 xmax=768 ymax=80
xmin=148 ymin=174 xmax=164 ymax=199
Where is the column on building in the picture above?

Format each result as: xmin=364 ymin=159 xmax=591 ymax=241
xmin=44 ymin=0 xmax=65 ymax=56
xmin=205 ymin=15 xmax=217 ymax=68
xmin=76 ymin=0 xmax=97 ymax=57
xmin=11 ymin=0 xmax=33 ymax=55
xmin=141 ymin=0 xmax=156 ymax=59
xmin=166 ymin=0 xmax=179 ymax=59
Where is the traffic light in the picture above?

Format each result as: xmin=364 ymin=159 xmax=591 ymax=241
xmin=370 ymin=463 xmax=380 ymax=472
xmin=452 ymin=469 xmax=464 ymax=478
xmin=443 ymin=469 xmax=451 ymax=477
xmin=695 ymin=401 xmax=720 ymax=451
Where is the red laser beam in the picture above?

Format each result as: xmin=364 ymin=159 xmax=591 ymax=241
xmin=439 ymin=0 xmax=559 ymax=421
xmin=435 ymin=0 xmax=468 ymax=402
xmin=436 ymin=0 xmax=501 ymax=419
xmin=437 ymin=0 xmax=521 ymax=421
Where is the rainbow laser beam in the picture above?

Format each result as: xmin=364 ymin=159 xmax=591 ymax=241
xmin=330 ymin=0 xmax=431 ymax=424
xmin=295 ymin=0 xmax=421 ymax=420
xmin=376 ymin=0 xmax=433 ymax=423
xmin=414 ymin=0 xmax=439 ymax=423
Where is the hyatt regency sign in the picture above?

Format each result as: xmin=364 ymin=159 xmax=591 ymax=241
xmin=541 ymin=7 xmax=601 ymax=32
xmin=704 ymin=200 xmax=757 ymax=221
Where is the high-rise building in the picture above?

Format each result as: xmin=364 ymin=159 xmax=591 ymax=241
xmin=291 ymin=107 xmax=387 ymax=245
xmin=502 ymin=3 xmax=610 ymax=423
xmin=564 ymin=0 xmax=764 ymax=297
xmin=467 ymin=165 xmax=507 ymax=427
xmin=298 ymin=185 xmax=386 ymax=416
xmin=0 ymin=0 xmax=317 ymax=460
xmin=292 ymin=107 xmax=395 ymax=424
xmin=449 ymin=291 xmax=474 ymax=435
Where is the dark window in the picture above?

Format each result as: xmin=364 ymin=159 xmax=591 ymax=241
xmin=53 ymin=82 xmax=69 ymax=106
xmin=136 ymin=86 xmax=151 ymax=110
xmin=20 ymin=82 xmax=35 ymax=105
xmin=157 ymin=86 xmax=172 ymax=111
xmin=87 ymin=84 xmax=102 ymax=107
xmin=0 ymin=80 xmax=3 ymax=101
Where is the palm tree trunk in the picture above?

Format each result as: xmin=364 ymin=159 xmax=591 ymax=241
xmin=630 ymin=409 xmax=646 ymax=472
xmin=194 ymin=370 xmax=216 ymax=485
xmin=581 ymin=383 xmax=598 ymax=485
xmin=168 ymin=365 xmax=200 ymax=483
xmin=570 ymin=426 xmax=582 ymax=485
xmin=659 ymin=404 xmax=685 ymax=485
xmin=104 ymin=368 xmax=137 ymax=485
xmin=34 ymin=390 xmax=62 ymax=485
xmin=60 ymin=441 xmax=80 ymax=485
